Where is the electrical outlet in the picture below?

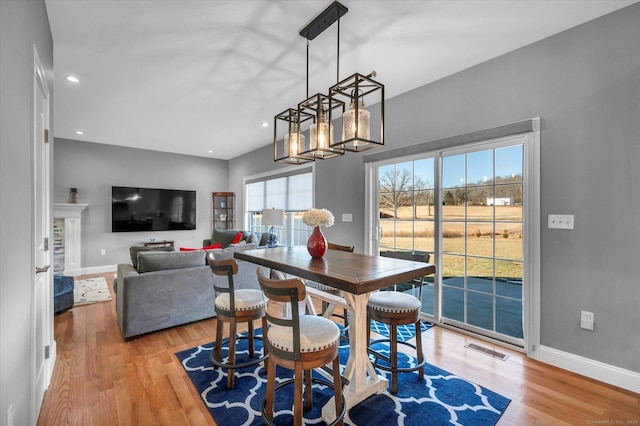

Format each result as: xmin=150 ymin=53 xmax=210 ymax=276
xmin=100 ymin=249 xmax=106 ymax=255
xmin=580 ymin=310 xmax=594 ymax=330
xmin=548 ymin=214 xmax=574 ymax=229
xmin=342 ymin=213 xmax=353 ymax=223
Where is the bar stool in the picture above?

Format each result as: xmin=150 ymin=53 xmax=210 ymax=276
xmin=305 ymin=242 xmax=354 ymax=331
xmin=257 ymin=268 xmax=345 ymax=426
xmin=367 ymin=251 xmax=430 ymax=394
xmin=208 ymin=254 xmax=267 ymax=389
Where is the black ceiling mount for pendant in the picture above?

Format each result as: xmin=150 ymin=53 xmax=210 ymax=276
xmin=299 ymin=1 xmax=348 ymax=41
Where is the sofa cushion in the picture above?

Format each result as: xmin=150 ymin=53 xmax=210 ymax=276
xmin=207 ymin=243 xmax=257 ymax=261
xmin=136 ymin=250 xmax=206 ymax=273
xmin=210 ymin=229 xmax=242 ymax=248
xmin=130 ymin=245 xmax=175 ymax=269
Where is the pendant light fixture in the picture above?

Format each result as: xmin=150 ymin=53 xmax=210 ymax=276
xmin=330 ymin=71 xmax=384 ymax=152
xmin=273 ymin=1 xmax=384 ymax=163
xmin=274 ymin=107 xmax=314 ymax=164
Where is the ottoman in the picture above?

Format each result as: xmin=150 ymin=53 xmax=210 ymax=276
xmin=54 ymin=275 xmax=74 ymax=313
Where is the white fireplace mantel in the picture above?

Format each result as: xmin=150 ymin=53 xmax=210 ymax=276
xmin=54 ymin=203 xmax=88 ymax=218
xmin=53 ymin=203 xmax=88 ymax=275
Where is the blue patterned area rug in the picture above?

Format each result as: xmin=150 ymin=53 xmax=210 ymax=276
xmin=370 ymin=320 xmax=434 ymax=341
xmin=176 ymin=331 xmax=510 ymax=426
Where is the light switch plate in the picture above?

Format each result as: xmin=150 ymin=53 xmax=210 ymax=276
xmin=342 ymin=213 xmax=353 ymax=223
xmin=580 ymin=310 xmax=594 ymax=330
xmin=548 ymin=214 xmax=574 ymax=229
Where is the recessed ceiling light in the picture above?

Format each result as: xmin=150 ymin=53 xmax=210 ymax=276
xmin=260 ymin=121 xmax=269 ymax=128
xmin=208 ymin=150 xmax=214 ymax=154
xmin=75 ymin=130 xmax=84 ymax=135
xmin=66 ymin=75 xmax=80 ymax=83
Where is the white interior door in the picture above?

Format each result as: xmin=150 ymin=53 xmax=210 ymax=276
xmin=32 ymin=47 xmax=53 ymax=423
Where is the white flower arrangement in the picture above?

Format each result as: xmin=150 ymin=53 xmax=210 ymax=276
xmin=302 ymin=208 xmax=334 ymax=228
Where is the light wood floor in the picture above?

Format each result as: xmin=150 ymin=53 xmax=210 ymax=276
xmin=37 ymin=271 xmax=639 ymax=425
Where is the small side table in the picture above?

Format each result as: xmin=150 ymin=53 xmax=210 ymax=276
xmin=143 ymin=240 xmax=175 ymax=248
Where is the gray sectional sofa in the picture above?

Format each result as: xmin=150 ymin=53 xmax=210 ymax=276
xmin=115 ymin=241 xmax=263 ymax=340
xmin=203 ymin=228 xmax=269 ymax=249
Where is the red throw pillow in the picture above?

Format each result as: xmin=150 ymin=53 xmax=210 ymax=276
xmin=232 ymin=231 xmax=243 ymax=244
xmin=202 ymin=243 xmax=222 ymax=250
xmin=179 ymin=247 xmax=201 ymax=251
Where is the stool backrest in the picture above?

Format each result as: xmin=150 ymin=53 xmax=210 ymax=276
xmin=327 ymin=242 xmax=354 ymax=252
xmin=380 ymin=251 xmax=430 ymax=263
xmin=379 ymin=251 xmax=430 ymax=298
xmin=256 ymin=267 xmax=307 ymax=360
xmin=207 ymin=254 xmax=239 ymax=315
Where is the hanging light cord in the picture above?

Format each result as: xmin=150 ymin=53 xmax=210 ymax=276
xmin=336 ymin=17 xmax=340 ymax=84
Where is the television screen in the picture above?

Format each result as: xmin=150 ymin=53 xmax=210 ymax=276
xmin=112 ymin=186 xmax=196 ymax=232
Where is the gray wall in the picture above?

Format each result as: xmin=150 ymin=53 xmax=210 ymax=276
xmin=231 ymin=4 xmax=640 ymax=373
xmin=53 ymin=139 xmax=229 ymax=267
xmin=0 ymin=1 xmax=53 ymax=425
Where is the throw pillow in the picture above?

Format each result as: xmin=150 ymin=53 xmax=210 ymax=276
xmin=181 ymin=243 xmax=222 ymax=251
xmin=202 ymin=243 xmax=222 ymax=250
xmin=247 ymin=233 xmax=260 ymax=246
xmin=232 ymin=231 xmax=243 ymax=244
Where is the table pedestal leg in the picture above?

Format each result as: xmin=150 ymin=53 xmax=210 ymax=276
xmin=321 ymin=292 xmax=388 ymax=422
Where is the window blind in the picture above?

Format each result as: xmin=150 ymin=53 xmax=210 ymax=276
xmin=246 ymin=172 xmax=312 ymax=212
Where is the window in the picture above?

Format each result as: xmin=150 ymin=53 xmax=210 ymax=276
xmin=245 ymin=167 xmax=313 ymax=246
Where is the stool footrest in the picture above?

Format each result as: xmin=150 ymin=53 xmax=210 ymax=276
xmin=209 ymin=335 xmax=268 ymax=370
xmin=368 ymin=338 xmax=427 ymax=374
xmin=262 ymin=377 xmax=347 ymax=426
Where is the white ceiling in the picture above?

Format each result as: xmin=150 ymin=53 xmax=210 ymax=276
xmin=45 ymin=0 xmax=636 ymax=160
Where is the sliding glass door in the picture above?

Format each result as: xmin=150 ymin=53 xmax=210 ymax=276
xmin=440 ymin=143 xmax=524 ymax=343
xmin=378 ymin=158 xmax=436 ymax=315
xmin=371 ymin=134 xmax=532 ymax=347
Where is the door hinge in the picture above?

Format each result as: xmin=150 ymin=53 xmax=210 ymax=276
xmin=44 ymin=129 xmax=50 ymax=143
xmin=44 ymin=237 xmax=49 ymax=251
xmin=44 ymin=345 xmax=51 ymax=359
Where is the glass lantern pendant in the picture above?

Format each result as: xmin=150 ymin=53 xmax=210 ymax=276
xmin=310 ymin=107 xmax=333 ymax=150
xmin=342 ymin=98 xmax=370 ymax=145
xmin=284 ymin=122 xmax=305 ymax=157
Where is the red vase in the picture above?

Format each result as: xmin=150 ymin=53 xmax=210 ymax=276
xmin=307 ymin=226 xmax=327 ymax=258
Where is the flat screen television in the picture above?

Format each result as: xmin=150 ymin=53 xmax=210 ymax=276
xmin=112 ymin=186 xmax=196 ymax=232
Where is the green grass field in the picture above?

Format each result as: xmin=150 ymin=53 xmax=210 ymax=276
xmin=380 ymin=205 xmax=523 ymax=278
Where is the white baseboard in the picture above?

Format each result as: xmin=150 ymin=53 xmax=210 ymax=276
xmin=46 ymin=339 xmax=56 ymax=386
xmin=72 ymin=264 xmax=118 ymax=276
xmin=535 ymin=345 xmax=640 ymax=393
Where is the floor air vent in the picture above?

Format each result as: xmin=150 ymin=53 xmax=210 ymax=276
xmin=465 ymin=343 xmax=509 ymax=360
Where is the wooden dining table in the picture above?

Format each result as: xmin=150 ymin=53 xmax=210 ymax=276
xmin=234 ymin=246 xmax=436 ymax=422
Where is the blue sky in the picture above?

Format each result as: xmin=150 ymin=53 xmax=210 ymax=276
xmin=380 ymin=144 xmax=523 ymax=189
